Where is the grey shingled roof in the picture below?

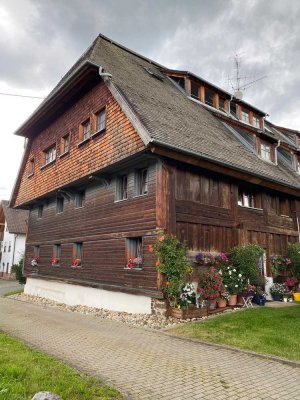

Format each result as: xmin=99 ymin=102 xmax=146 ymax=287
xmin=1 ymin=200 xmax=28 ymax=234
xmin=14 ymin=35 xmax=300 ymax=191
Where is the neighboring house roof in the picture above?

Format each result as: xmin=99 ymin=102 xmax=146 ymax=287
xmin=1 ymin=200 xmax=28 ymax=234
xmin=12 ymin=34 xmax=300 ymax=200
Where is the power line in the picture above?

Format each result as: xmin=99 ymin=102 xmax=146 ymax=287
xmin=0 ymin=91 xmax=45 ymax=100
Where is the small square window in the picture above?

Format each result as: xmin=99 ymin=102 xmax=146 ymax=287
xmin=52 ymin=244 xmax=61 ymax=266
xmin=75 ymin=191 xmax=85 ymax=208
xmin=44 ymin=145 xmax=56 ymax=165
xmin=37 ymin=205 xmax=43 ymax=219
xmin=8 ymin=241 xmax=11 ymax=252
xmin=61 ymin=134 xmax=70 ymax=155
xmin=125 ymin=237 xmax=143 ymax=269
xmin=96 ymin=109 xmax=106 ymax=132
xmin=261 ymin=143 xmax=271 ymax=161
xmin=238 ymin=191 xmax=255 ymax=208
xmin=135 ymin=168 xmax=148 ymax=196
xmin=72 ymin=242 xmax=82 ymax=267
xmin=116 ymin=175 xmax=128 ymax=201
xmin=56 ymin=197 xmax=64 ymax=214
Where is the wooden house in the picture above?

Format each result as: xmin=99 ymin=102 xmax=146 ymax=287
xmin=10 ymin=34 xmax=300 ymax=313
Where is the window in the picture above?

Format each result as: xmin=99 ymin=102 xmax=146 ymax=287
xmin=296 ymin=159 xmax=300 ymax=174
xmin=75 ymin=191 xmax=85 ymax=208
xmin=253 ymin=116 xmax=260 ymax=129
xmin=82 ymin=119 xmax=91 ymax=141
xmin=125 ymin=237 xmax=143 ymax=269
xmin=44 ymin=145 xmax=56 ymax=165
xmin=8 ymin=241 xmax=11 ymax=252
xmin=116 ymin=175 xmax=128 ymax=201
xmin=52 ymin=244 xmax=61 ymax=266
xmin=191 ymin=81 xmax=199 ymax=100
xmin=29 ymin=158 xmax=35 ymax=176
xmin=33 ymin=245 xmax=40 ymax=259
xmin=61 ymin=134 xmax=70 ymax=155
xmin=204 ymin=87 xmax=214 ymax=107
xmin=56 ymin=197 xmax=64 ymax=214
xmin=279 ymin=198 xmax=290 ymax=217
xmin=72 ymin=242 xmax=82 ymax=267
xmin=260 ymin=143 xmax=271 ymax=162
xmin=3 ymin=243 xmax=6 ymax=252
xmin=238 ymin=191 xmax=255 ymax=208
xmin=96 ymin=109 xmax=106 ymax=132
xmin=37 ymin=205 xmax=43 ymax=219
xmin=219 ymin=97 xmax=227 ymax=112
xmin=135 ymin=168 xmax=148 ymax=196
xmin=241 ymin=110 xmax=250 ymax=124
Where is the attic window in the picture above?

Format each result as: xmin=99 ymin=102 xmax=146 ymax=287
xmin=44 ymin=145 xmax=56 ymax=166
xmin=204 ymin=88 xmax=214 ymax=107
xmin=238 ymin=190 xmax=255 ymax=208
xmin=28 ymin=158 xmax=35 ymax=176
xmin=241 ymin=110 xmax=250 ymax=124
xmin=79 ymin=119 xmax=91 ymax=143
xmin=61 ymin=134 xmax=70 ymax=155
xmin=278 ymin=148 xmax=293 ymax=166
xmin=191 ymin=81 xmax=199 ymax=100
xmin=253 ymin=116 xmax=260 ymax=129
xmin=96 ymin=109 xmax=106 ymax=132
xmin=260 ymin=142 xmax=271 ymax=162
xmin=144 ymin=67 xmax=164 ymax=81
xmin=219 ymin=97 xmax=227 ymax=112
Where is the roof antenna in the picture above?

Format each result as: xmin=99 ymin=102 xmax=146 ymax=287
xmin=227 ymin=53 xmax=266 ymax=100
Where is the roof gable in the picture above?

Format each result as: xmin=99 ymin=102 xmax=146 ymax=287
xmin=1 ymin=200 xmax=28 ymax=234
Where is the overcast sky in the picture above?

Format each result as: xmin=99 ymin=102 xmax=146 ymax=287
xmin=1 ymin=0 xmax=299 ymax=201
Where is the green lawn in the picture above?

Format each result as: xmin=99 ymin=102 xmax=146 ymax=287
xmin=169 ymin=306 xmax=300 ymax=362
xmin=0 ymin=332 xmax=122 ymax=400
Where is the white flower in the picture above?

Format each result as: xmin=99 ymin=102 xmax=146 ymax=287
xmin=225 ymin=284 xmax=227 ymax=287
xmin=233 ymin=269 xmax=236 ymax=272
xmin=235 ymin=284 xmax=238 ymax=287
xmin=238 ymin=274 xmax=242 ymax=277
xmin=229 ymin=271 xmax=232 ymax=275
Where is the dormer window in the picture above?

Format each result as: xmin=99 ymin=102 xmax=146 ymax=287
xmin=219 ymin=97 xmax=227 ymax=112
xmin=241 ymin=110 xmax=250 ymax=124
xmin=253 ymin=116 xmax=260 ymax=129
xmin=296 ymin=159 xmax=300 ymax=174
xmin=260 ymin=142 xmax=271 ymax=162
xmin=205 ymin=88 xmax=214 ymax=107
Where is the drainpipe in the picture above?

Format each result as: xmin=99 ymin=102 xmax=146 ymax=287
xmin=274 ymin=140 xmax=281 ymax=166
xmin=12 ymin=234 xmax=18 ymax=268
xmin=227 ymin=94 xmax=234 ymax=116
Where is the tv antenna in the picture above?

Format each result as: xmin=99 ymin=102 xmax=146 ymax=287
xmin=227 ymin=53 xmax=266 ymax=99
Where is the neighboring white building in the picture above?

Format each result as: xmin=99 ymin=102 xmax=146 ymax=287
xmin=0 ymin=200 xmax=28 ymax=279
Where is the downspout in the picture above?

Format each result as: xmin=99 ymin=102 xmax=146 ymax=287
xmin=274 ymin=140 xmax=281 ymax=166
xmin=227 ymin=94 xmax=234 ymax=116
xmin=12 ymin=234 xmax=18 ymax=268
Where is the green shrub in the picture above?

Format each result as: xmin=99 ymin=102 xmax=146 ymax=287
xmin=11 ymin=258 xmax=26 ymax=285
xmin=287 ymin=243 xmax=300 ymax=279
xmin=230 ymin=244 xmax=264 ymax=283
xmin=154 ymin=234 xmax=192 ymax=307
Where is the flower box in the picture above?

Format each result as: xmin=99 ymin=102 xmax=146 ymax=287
xmin=168 ymin=306 xmax=208 ymax=319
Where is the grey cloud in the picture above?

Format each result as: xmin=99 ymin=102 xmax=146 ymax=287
xmin=0 ymin=0 xmax=299 ymax=128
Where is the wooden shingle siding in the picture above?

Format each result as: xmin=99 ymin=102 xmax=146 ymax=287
xmin=15 ymin=82 xmax=145 ymax=207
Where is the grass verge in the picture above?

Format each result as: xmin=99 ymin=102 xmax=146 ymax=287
xmin=0 ymin=332 xmax=122 ymax=399
xmin=169 ymin=306 xmax=300 ymax=362
xmin=2 ymin=289 xmax=24 ymax=297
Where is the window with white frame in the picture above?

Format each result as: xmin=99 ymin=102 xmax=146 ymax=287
xmin=61 ymin=134 xmax=70 ymax=154
xmin=241 ymin=110 xmax=250 ymax=124
xmin=238 ymin=191 xmax=255 ymax=208
xmin=125 ymin=237 xmax=143 ymax=269
xmin=96 ymin=109 xmax=106 ymax=132
xmin=260 ymin=143 xmax=271 ymax=161
xmin=116 ymin=175 xmax=128 ymax=201
xmin=135 ymin=168 xmax=148 ymax=196
xmin=82 ymin=119 xmax=91 ymax=141
xmin=253 ymin=116 xmax=260 ymax=129
xmin=44 ymin=145 xmax=56 ymax=165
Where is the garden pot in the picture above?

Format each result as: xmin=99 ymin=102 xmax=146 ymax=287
xmin=217 ymin=298 xmax=227 ymax=308
xmin=168 ymin=306 xmax=208 ymax=319
xmin=293 ymin=293 xmax=300 ymax=302
xmin=271 ymin=294 xmax=282 ymax=302
xmin=228 ymin=294 xmax=237 ymax=306
xmin=253 ymin=295 xmax=266 ymax=306
xmin=207 ymin=300 xmax=217 ymax=310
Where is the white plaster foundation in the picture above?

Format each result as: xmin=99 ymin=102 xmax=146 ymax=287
xmin=24 ymin=278 xmax=152 ymax=314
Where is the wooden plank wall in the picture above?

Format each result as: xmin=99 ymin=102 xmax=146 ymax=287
xmin=25 ymin=162 xmax=158 ymax=293
xmin=171 ymin=163 xmax=299 ymax=272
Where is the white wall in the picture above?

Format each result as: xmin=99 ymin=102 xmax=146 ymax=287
xmin=25 ymin=278 xmax=152 ymax=314
xmin=0 ymin=221 xmax=26 ymax=274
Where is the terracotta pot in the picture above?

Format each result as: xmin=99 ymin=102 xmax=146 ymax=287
xmin=217 ymin=298 xmax=227 ymax=308
xmin=228 ymin=294 xmax=237 ymax=306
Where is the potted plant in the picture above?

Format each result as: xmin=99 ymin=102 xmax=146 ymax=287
xmin=219 ymin=266 xmax=245 ymax=306
xmin=285 ymin=276 xmax=298 ymax=291
xmin=72 ymin=258 xmax=81 ymax=268
xmin=30 ymin=256 xmax=39 ymax=267
xmin=269 ymin=283 xmax=287 ymax=301
xmin=51 ymin=257 xmax=60 ymax=267
xmin=287 ymin=243 xmax=300 ymax=280
xmin=230 ymin=244 xmax=264 ymax=284
xmin=217 ymin=290 xmax=229 ymax=308
xmin=252 ymin=286 xmax=267 ymax=306
xmin=126 ymin=256 xmax=143 ymax=270
xmin=198 ymin=267 xmax=223 ymax=310
xmin=270 ymin=255 xmax=292 ymax=277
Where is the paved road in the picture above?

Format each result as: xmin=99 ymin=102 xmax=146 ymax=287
xmin=0 ymin=279 xmax=23 ymax=295
xmin=0 ymin=298 xmax=299 ymax=400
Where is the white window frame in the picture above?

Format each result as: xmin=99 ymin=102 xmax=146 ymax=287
xmin=44 ymin=145 xmax=56 ymax=165
xmin=96 ymin=109 xmax=106 ymax=132
xmin=238 ymin=191 xmax=255 ymax=208
xmin=82 ymin=120 xmax=91 ymax=141
xmin=241 ymin=111 xmax=250 ymax=124
xmin=260 ymin=143 xmax=271 ymax=162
